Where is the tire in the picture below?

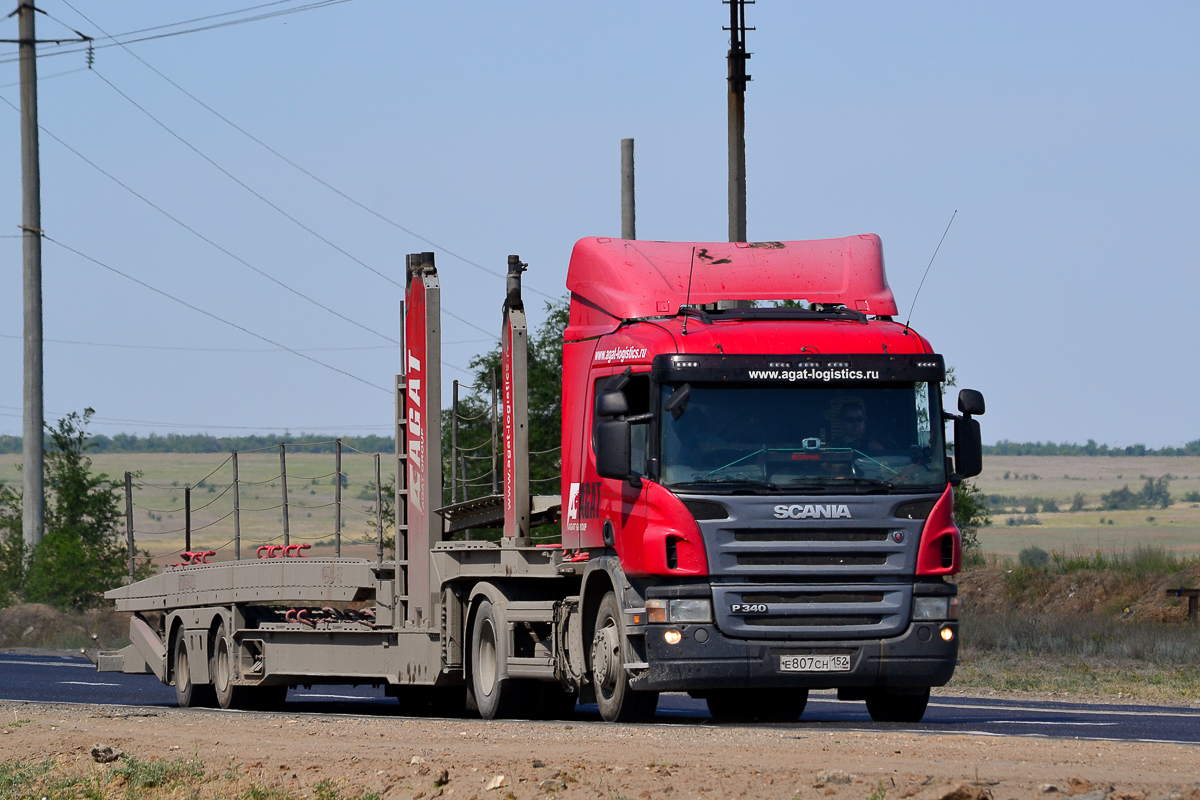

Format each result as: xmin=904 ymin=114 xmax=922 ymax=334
xmin=173 ymin=631 xmax=215 ymax=709
xmin=471 ymin=599 xmax=530 ymax=720
xmin=590 ymin=591 xmax=658 ymax=723
xmin=865 ymin=687 xmax=930 ymax=723
xmin=210 ymin=622 xmax=247 ymax=710
xmin=706 ymin=688 xmax=808 ymax=723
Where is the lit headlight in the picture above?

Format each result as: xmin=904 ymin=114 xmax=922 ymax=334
xmin=912 ymin=596 xmax=962 ymax=621
xmin=669 ymin=598 xmax=713 ymax=624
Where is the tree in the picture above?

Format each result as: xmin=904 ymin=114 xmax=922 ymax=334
xmin=443 ymin=299 xmax=569 ymax=540
xmin=0 ymin=484 xmax=24 ymax=606
xmin=953 ymin=480 xmax=990 ymax=562
xmin=17 ymin=410 xmax=139 ymax=610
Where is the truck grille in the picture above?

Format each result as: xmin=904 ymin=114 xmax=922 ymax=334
xmin=712 ymin=583 xmax=911 ymax=640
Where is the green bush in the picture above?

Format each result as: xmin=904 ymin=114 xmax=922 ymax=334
xmin=0 ymin=410 xmax=152 ymax=611
xmin=953 ymin=480 xmax=990 ymax=561
xmin=1018 ymin=546 xmax=1050 ymax=568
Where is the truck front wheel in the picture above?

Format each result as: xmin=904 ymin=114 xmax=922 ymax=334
xmin=865 ymin=687 xmax=930 ymax=723
xmin=591 ymin=591 xmax=658 ymax=723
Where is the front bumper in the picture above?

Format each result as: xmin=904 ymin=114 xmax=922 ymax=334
xmin=633 ymin=619 xmax=958 ymax=692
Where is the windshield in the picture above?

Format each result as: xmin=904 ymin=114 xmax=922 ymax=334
xmin=659 ymin=382 xmax=945 ymax=491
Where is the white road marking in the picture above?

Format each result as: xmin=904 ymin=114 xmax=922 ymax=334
xmin=59 ymin=681 xmax=121 ymax=687
xmin=295 ymin=693 xmax=370 ymax=700
xmin=0 ymin=659 xmax=92 ymax=668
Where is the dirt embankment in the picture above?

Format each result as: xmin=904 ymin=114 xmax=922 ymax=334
xmin=0 ymin=603 xmax=132 ymax=651
xmin=2 ymin=701 xmax=1199 ymax=800
xmin=956 ymin=564 xmax=1200 ymax=623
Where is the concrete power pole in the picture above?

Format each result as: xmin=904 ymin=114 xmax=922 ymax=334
xmin=726 ymin=0 xmax=752 ymax=243
xmin=621 ymin=138 xmax=635 ymax=240
xmin=18 ymin=1 xmax=44 ymax=552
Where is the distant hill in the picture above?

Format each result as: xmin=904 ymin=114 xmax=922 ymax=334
xmin=0 ymin=433 xmax=393 ymax=455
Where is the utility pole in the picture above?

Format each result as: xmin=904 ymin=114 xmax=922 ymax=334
xmin=621 ymin=138 xmax=635 ymax=240
xmin=18 ymin=1 xmax=43 ymax=552
xmin=725 ymin=0 xmax=753 ymax=243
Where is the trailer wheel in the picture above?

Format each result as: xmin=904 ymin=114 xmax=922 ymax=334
xmin=590 ymin=591 xmax=658 ymax=723
xmin=706 ymin=688 xmax=807 ymax=723
xmin=471 ymin=599 xmax=525 ymax=720
xmin=173 ymin=632 xmax=215 ymax=709
xmin=210 ymin=622 xmax=248 ymax=710
xmin=864 ymin=687 xmax=930 ymax=723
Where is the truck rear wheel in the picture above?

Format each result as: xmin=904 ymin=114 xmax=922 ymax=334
xmin=210 ymin=622 xmax=249 ymax=710
xmin=173 ymin=632 xmax=215 ymax=709
xmin=471 ymin=598 xmax=529 ymax=720
xmin=865 ymin=687 xmax=930 ymax=723
xmin=591 ymin=591 xmax=658 ymax=723
xmin=706 ymin=688 xmax=808 ymax=723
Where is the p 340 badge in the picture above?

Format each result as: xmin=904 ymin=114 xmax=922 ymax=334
xmin=730 ymin=603 xmax=768 ymax=614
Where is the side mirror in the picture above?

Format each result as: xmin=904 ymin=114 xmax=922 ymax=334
xmin=595 ymin=419 xmax=632 ymax=480
xmin=595 ymin=390 xmax=629 ymax=418
xmin=662 ymin=383 xmax=691 ymax=420
xmin=958 ymin=389 xmax=985 ymax=416
xmin=954 ymin=416 xmax=983 ymax=479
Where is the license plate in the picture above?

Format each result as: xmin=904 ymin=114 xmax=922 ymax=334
xmin=779 ymin=654 xmax=851 ymax=672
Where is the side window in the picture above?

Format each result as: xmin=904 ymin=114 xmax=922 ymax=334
xmin=592 ymin=373 xmax=651 ymax=475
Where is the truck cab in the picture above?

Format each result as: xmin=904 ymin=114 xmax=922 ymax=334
xmin=559 ymin=235 xmax=985 ymax=722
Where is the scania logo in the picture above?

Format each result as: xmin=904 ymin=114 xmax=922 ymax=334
xmin=773 ymin=503 xmax=852 ymax=520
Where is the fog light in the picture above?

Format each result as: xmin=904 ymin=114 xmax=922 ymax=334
xmin=940 ymin=627 xmax=955 ymax=642
xmin=664 ymin=629 xmax=682 ymax=645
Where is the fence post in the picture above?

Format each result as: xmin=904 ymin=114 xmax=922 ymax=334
xmin=451 ymin=379 xmax=459 ymax=504
xmin=335 ymin=438 xmax=342 ymax=558
xmin=124 ymin=471 xmax=134 ymax=582
xmin=232 ymin=451 xmax=241 ymax=560
xmin=185 ymin=485 xmax=191 ymax=553
xmin=280 ymin=443 xmax=290 ymax=548
xmin=490 ymin=369 xmax=498 ymax=495
xmin=375 ymin=453 xmax=383 ymax=563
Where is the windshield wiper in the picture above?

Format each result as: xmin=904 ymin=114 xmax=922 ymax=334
xmin=832 ymin=477 xmax=895 ymax=490
xmin=673 ymin=478 xmax=778 ymax=492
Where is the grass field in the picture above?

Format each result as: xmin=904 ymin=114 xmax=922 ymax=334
xmin=3 ymin=452 xmax=1199 ymax=563
xmin=974 ymin=455 xmax=1200 ymax=558
xmin=0 ymin=451 xmax=395 ymax=568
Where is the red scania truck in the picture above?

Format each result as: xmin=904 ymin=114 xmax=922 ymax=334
xmin=96 ymin=234 xmax=985 ymax=725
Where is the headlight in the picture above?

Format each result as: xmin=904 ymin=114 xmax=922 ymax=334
xmin=912 ymin=596 xmax=961 ymax=621
xmin=669 ymin=598 xmax=713 ymax=624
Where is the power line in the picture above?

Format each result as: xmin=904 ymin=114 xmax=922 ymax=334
xmin=0 ymin=407 xmax=390 ymax=432
xmin=90 ymin=68 xmax=405 ymax=299
xmin=0 ymin=0 xmax=356 ymax=65
xmin=0 ymin=332 xmax=394 ymax=353
xmin=57 ymin=0 xmax=558 ymax=304
xmin=42 ymin=234 xmax=391 ymax=394
xmin=0 ymin=92 xmax=397 ymax=346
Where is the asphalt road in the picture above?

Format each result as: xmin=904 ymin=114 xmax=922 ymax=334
xmin=2 ymin=651 xmax=1197 ymax=745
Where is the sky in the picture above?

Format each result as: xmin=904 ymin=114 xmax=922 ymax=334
xmin=0 ymin=1 xmax=1197 ymax=447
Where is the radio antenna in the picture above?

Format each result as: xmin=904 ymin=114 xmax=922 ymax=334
xmin=903 ymin=210 xmax=957 ymax=336
xmin=681 ymin=246 xmax=697 ymax=336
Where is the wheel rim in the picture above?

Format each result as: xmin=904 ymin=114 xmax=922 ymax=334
xmin=215 ymin=639 xmax=230 ymax=694
xmin=592 ymin=619 xmax=620 ymax=701
xmin=478 ymin=618 xmax=498 ymax=697
xmin=176 ymin=641 xmax=189 ymax=690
